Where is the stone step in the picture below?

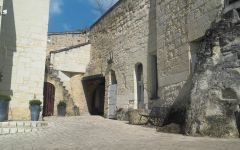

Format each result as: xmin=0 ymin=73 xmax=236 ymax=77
xmin=0 ymin=121 xmax=48 ymax=135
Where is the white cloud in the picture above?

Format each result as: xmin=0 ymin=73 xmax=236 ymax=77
xmin=50 ymin=0 xmax=64 ymax=16
xmin=63 ymin=23 xmax=72 ymax=31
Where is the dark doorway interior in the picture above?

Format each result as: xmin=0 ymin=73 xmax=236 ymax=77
xmin=92 ymin=83 xmax=105 ymax=115
xmin=82 ymin=75 xmax=105 ymax=116
xmin=136 ymin=63 xmax=144 ymax=109
xmin=150 ymin=55 xmax=158 ymax=99
xmin=229 ymin=0 xmax=239 ymax=5
xmin=43 ymin=82 xmax=55 ymax=117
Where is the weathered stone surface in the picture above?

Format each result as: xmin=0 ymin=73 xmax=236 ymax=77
xmin=128 ymin=109 xmax=148 ymax=125
xmin=116 ymin=108 xmax=129 ymax=121
xmin=87 ymin=0 xmax=225 ymax=121
xmin=157 ymin=123 xmax=181 ymax=134
xmin=186 ymin=15 xmax=240 ymax=138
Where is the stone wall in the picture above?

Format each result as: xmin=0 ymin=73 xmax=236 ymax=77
xmin=87 ymin=0 xmax=224 ymax=120
xmin=150 ymin=0 xmax=224 ymax=127
xmin=47 ymin=32 xmax=89 ymax=54
xmin=70 ymin=74 xmax=88 ymax=114
xmin=50 ymin=44 xmax=91 ymax=73
xmin=154 ymin=0 xmax=223 ymax=106
xmin=88 ymin=0 xmax=150 ymax=115
xmin=185 ymin=7 xmax=240 ymax=137
xmin=0 ymin=0 xmax=49 ymax=120
xmin=47 ymin=44 xmax=91 ymax=115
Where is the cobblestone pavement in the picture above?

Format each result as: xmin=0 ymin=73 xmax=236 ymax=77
xmin=0 ymin=116 xmax=239 ymax=150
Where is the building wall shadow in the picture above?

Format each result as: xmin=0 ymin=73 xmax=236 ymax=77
xmin=0 ymin=0 xmax=16 ymax=101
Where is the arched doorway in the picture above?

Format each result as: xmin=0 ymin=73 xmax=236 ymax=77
xmin=108 ymin=70 xmax=118 ymax=119
xmin=43 ymin=82 xmax=55 ymax=117
xmin=136 ymin=63 xmax=144 ymax=109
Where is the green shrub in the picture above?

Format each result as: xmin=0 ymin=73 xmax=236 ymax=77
xmin=0 ymin=94 xmax=11 ymax=101
xmin=58 ymin=101 xmax=67 ymax=107
xmin=29 ymin=100 xmax=42 ymax=106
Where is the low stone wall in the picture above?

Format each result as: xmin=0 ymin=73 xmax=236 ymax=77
xmin=0 ymin=121 xmax=48 ymax=135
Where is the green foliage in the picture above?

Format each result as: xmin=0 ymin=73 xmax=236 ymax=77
xmin=0 ymin=94 xmax=11 ymax=101
xmin=29 ymin=100 xmax=42 ymax=106
xmin=58 ymin=101 xmax=67 ymax=107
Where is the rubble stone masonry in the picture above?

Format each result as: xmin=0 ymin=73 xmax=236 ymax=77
xmin=88 ymin=0 xmax=150 ymax=113
xmin=87 ymin=0 xmax=224 ymax=124
xmin=47 ymin=32 xmax=89 ymax=54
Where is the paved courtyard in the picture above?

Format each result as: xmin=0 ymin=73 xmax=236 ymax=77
xmin=0 ymin=116 xmax=239 ymax=150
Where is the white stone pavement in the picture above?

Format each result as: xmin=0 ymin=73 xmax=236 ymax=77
xmin=0 ymin=116 xmax=239 ymax=150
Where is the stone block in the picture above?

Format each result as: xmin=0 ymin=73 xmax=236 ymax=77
xmin=31 ymin=128 xmax=38 ymax=132
xmin=24 ymin=122 xmax=31 ymax=127
xmin=9 ymin=122 xmax=17 ymax=128
xmin=17 ymin=122 xmax=24 ymax=127
xmin=128 ymin=109 xmax=148 ymax=125
xmin=18 ymin=128 xmax=25 ymax=133
xmin=116 ymin=108 xmax=129 ymax=121
xmin=25 ymin=128 xmax=32 ymax=133
xmin=10 ymin=128 xmax=18 ymax=134
xmin=31 ymin=122 xmax=37 ymax=127
xmin=157 ymin=123 xmax=181 ymax=134
xmin=1 ymin=122 xmax=9 ymax=128
xmin=37 ymin=122 xmax=42 ymax=127
xmin=2 ymin=128 xmax=10 ymax=134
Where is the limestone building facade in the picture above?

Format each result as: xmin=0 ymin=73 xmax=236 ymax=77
xmin=85 ymin=0 xmax=240 ymax=137
xmin=45 ymin=32 xmax=90 ymax=116
xmin=0 ymin=0 xmax=49 ymax=120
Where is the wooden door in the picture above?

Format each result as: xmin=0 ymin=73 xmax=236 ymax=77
xmin=43 ymin=82 xmax=55 ymax=117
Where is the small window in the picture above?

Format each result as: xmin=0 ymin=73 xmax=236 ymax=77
xmin=110 ymin=70 xmax=117 ymax=85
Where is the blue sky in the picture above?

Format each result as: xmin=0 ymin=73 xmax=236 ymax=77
xmin=48 ymin=0 xmax=118 ymax=32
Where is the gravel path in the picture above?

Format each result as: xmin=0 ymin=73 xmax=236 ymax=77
xmin=0 ymin=116 xmax=239 ymax=150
